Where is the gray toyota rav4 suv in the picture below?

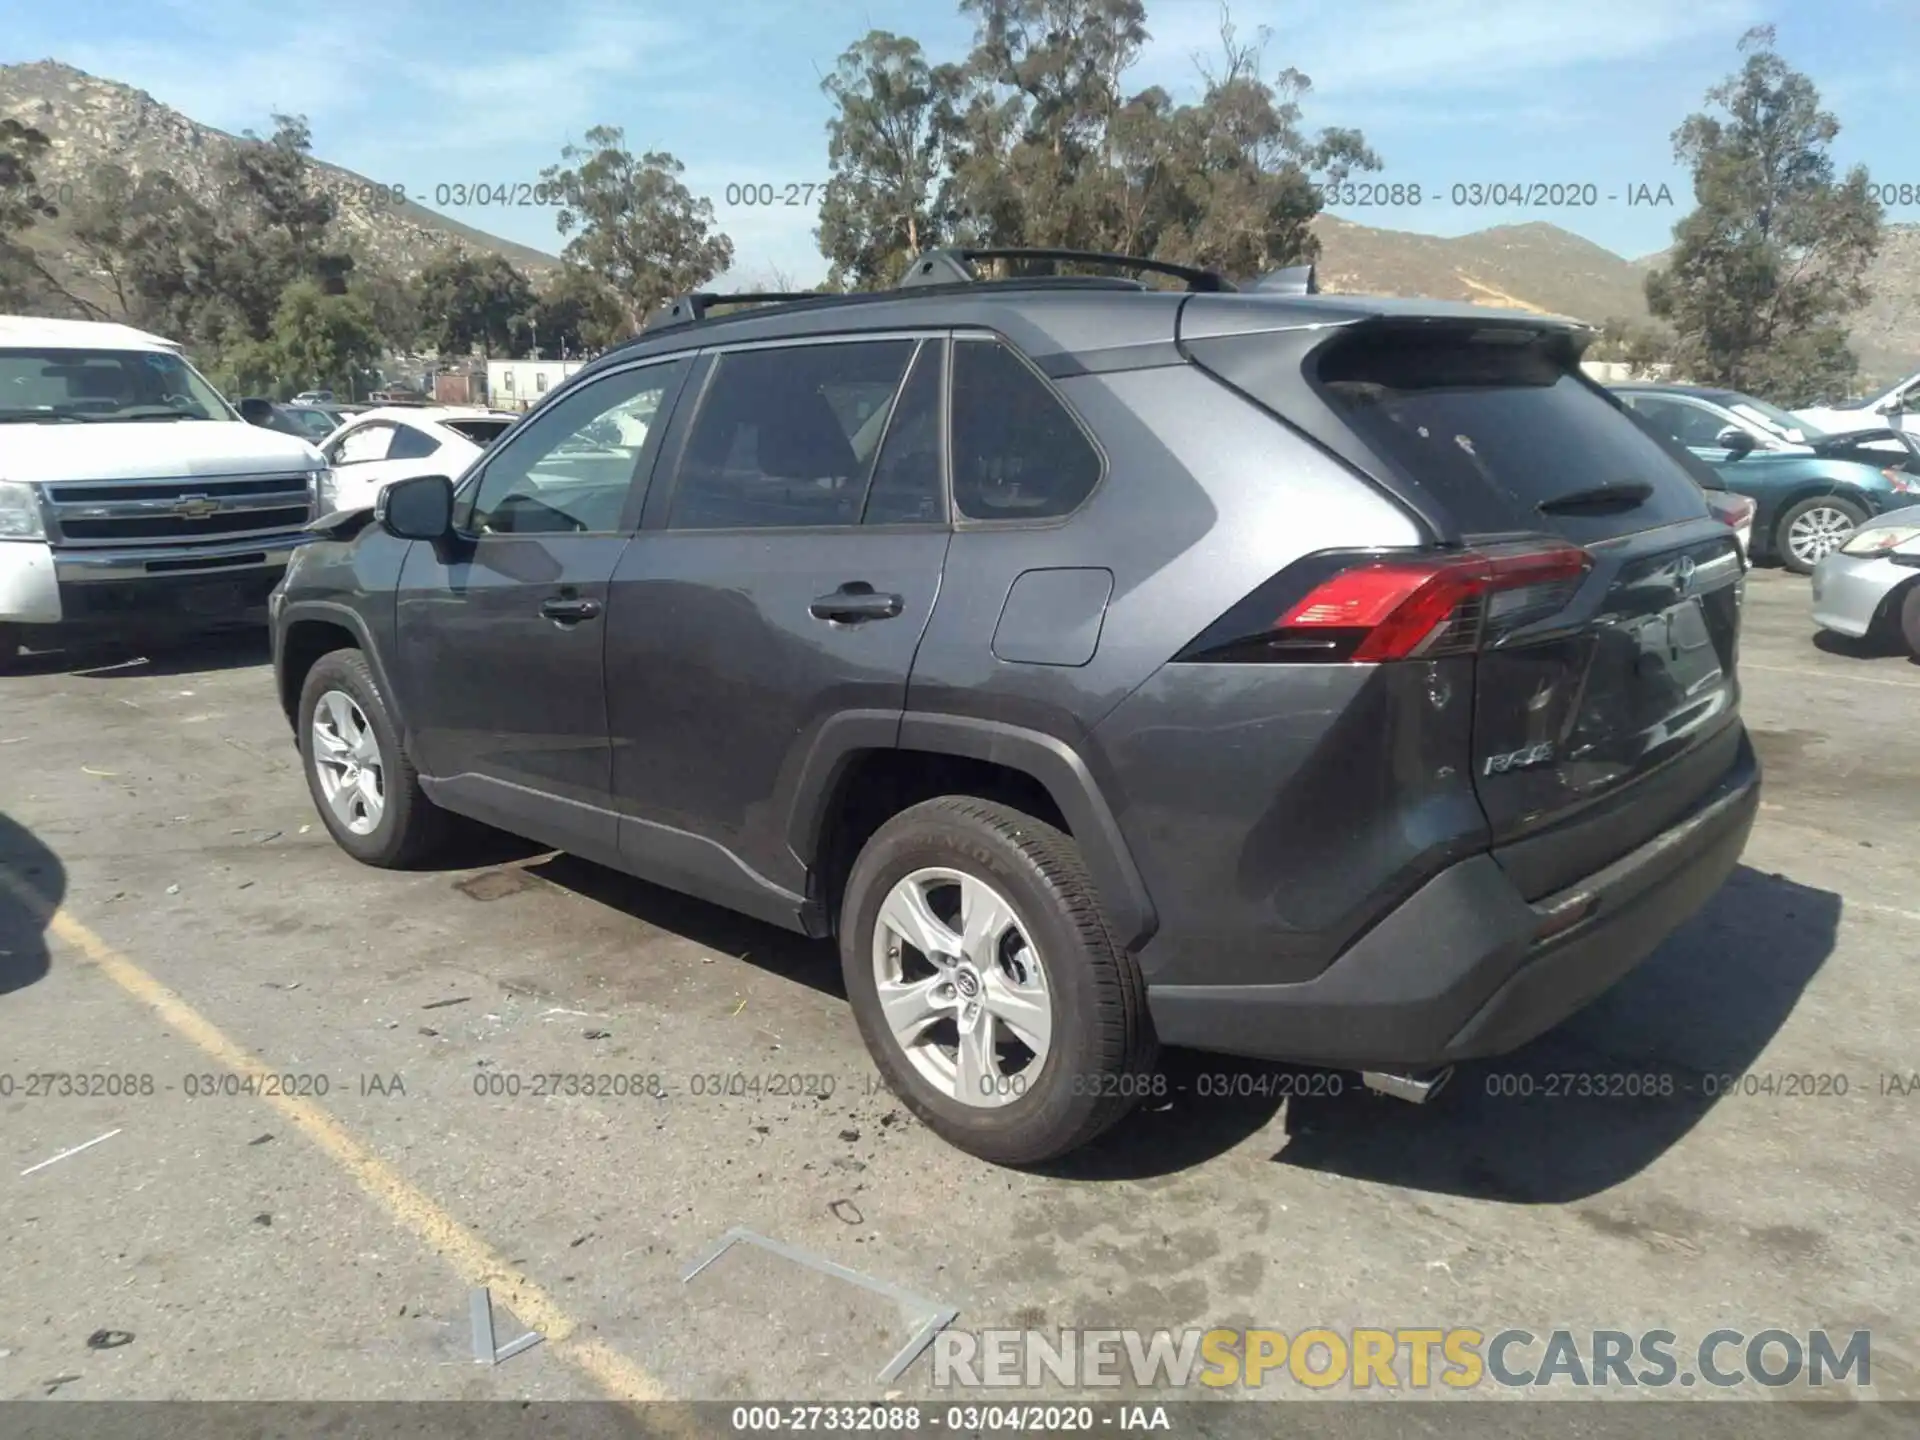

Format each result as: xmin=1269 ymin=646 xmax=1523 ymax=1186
xmin=270 ymin=248 xmax=1760 ymax=1164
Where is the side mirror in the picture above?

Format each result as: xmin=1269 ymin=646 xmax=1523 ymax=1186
xmin=1714 ymin=426 xmax=1755 ymax=458
xmin=1875 ymin=396 xmax=1903 ymax=416
xmin=238 ymin=397 xmax=276 ymax=426
xmin=378 ymin=474 xmax=454 ymax=540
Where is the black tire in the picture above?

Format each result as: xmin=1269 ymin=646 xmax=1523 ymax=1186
xmin=839 ymin=796 xmax=1156 ymax=1166
xmin=1900 ymin=583 xmax=1920 ymax=662
xmin=296 ymin=647 xmax=448 ymax=867
xmin=1775 ymin=495 xmax=1867 ymax=575
xmin=0 ymin=624 xmax=20 ymax=674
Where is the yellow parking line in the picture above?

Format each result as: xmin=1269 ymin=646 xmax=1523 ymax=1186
xmin=0 ymin=870 xmax=671 ymax=1406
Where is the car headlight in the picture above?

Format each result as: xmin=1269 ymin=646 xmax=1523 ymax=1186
xmin=1839 ymin=524 xmax=1920 ymax=556
xmin=0 ymin=480 xmax=47 ymax=540
xmin=310 ymin=467 xmax=338 ymax=514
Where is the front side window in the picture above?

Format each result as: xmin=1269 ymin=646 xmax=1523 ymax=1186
xmin=667 ymin=339 xmax=918 ymax=530
xmin=1628 ymin=396 xmax=1737 ymax=450
xmin=330 ymin=423 xmax=397 ymax=465
xmin=464 ymin=360 xmax=685 ymax=536
xmin=0 ymin=347 xmax=233 ymax=423
xmin=950 ymin=338 xmax=1103 ymax=521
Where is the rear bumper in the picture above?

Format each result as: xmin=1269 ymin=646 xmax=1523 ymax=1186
xmin=1147 ymin=730 xmax=1761 ymax=1069
xmin=1810 ymin=550 xmax=1912 ymax=637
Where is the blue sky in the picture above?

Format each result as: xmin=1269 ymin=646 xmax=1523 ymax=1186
xmin=8 ymin=0 xmax=1918 ymax=284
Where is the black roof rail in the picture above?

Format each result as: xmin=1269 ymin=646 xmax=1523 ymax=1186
xmin=639 ymin=290 xmax=831 ymax=334
xmin=899 ymin=247 xmax=1236 ymax=293
xmin=1248 ymin=263 xmax=1318 ymax=295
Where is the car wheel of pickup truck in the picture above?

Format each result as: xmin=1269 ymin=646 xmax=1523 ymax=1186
xmin=839 ymin=797 xmax=1155 ymax=1166
xmin=298 ymin=649 xmax=447 ymax=867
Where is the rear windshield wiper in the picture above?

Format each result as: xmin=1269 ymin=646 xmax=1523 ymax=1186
xmin=1537 ymin=480 xmax=1654 ymax=515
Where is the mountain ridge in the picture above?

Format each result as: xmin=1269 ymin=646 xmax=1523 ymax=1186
xmin=4 ymin=59 xmax=1913 ymax=384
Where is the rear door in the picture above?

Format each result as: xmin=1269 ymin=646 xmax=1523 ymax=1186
xmin=602 ymin=334 xmax=950 ymax=914
xmin=1307 ymin=325 xmax=1746 ymax=897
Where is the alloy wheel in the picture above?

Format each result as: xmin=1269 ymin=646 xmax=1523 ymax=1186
xmin=871 ymin=867 xmax=1054 ymax=1108
xmin=1787 ymin=504 xmax=1855 ymax=566
xmin=310 ymin=689 xmax=386 ymax=836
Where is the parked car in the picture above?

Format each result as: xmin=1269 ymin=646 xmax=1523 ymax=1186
xmin=293 ymin=389 xmax=337 ymax=405
xmin=1810 ymin=503 xmax=1920 ymax=658
xmin=282 ymin=403 xmax=345 ymax=441
xmin=0 ymin=315 xmax=325 ymax=670
xmin=1611 ymin=382 xmax=1920 ymax=572
xmin=314 ymin=406 xmax=517 ymax=514
xmin=1794 ymin=368 xmax=1920 ymax=444
xmin=239 ymin=397 xmax=345 ymax=443
xmin=1612 ymin=403 xmax=1758 ymax=562
xmin=271 ymin=252 xmax=1759 ymax=1164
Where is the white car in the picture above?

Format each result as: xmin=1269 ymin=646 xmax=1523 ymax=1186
xmin=0 ymin=315 xmax=326 ymax=669
xmin=1794 ymin=369 xmax=1920 ymax=453
xmin=316 ymin=405 xmax=517 ymax=513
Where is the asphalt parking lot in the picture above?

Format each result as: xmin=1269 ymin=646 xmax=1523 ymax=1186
xmin=2 ymin=565 xmax=1917 ymax=1415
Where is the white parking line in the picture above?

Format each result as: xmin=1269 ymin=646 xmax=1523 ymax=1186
xmin=1858 ymin=902 xmax=1920 ymax=925
xmin=1743 ymin=663 xmax=1920 ymax=690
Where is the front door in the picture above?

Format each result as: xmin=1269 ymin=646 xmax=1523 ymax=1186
xmin=394 ymin=357 xmax=690 ymax=862
xmin=604 ymin=335 xmax=950 ymax=918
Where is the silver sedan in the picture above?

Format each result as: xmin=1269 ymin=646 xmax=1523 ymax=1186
xmin=1810 ymin=503 xmax=1920 ymax=657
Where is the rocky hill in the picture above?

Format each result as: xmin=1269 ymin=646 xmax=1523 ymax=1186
xmin=1310 ymin=215 xmax=1655 ymax=323
xmin=0 ymin=59 xmax=559 ymax=301
xmin=4 ymin=59 xmax=1915 ymax=385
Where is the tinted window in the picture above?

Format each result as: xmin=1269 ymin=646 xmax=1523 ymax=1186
xmin=1314 ymin=328 xmax=1704 ymax=539
xmin=465 ymin=361 xmax=684 ymax=536
xmin=387 ymin=424 xmax=441 ymax=461
xmin=444 ymin=418 xmax=512 ymax=446
xmin=668 ymin=340 xmax=917 ymax=530
xmin=1616 ymin=404 xmax=1729 ymax=493
xmin=285 ymin=408 xmax=337 ymax=440
xmin=951 ymin=338 xmax=1101 ymax=521
xmin=862 ymin=341 xmax=944 ymax=525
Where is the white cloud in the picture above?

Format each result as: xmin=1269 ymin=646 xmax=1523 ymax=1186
xmin=1132 ymin=0 xmax=1763 ymax=99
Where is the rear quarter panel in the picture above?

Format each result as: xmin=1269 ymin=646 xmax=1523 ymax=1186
xmin=906 ymin=362 xmax=1425 ymax=738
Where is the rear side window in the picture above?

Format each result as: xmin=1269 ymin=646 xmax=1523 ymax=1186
xmin=951 ymin=338 xmax=1102 ymax=521
xmin=388 ymin=424 xmax=441 ymax=461
xmin=668 ymin=340 xmax=918 ymax=530
xmin=444 ymin=418 xmax=512 ymax=446
xmin=1314 ymin=328 xmax=1704 ymax=538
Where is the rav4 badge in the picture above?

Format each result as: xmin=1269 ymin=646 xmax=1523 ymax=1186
xmin=1484 ymin=742 xmax=1556 ymax=775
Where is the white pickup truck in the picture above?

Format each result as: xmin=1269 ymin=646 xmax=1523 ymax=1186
xmin=0 ymin=316 xmax=330 ymax=670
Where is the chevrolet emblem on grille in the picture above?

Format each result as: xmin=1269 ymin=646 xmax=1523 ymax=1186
xmin=172 ymin=495 xmax=220 ymax=519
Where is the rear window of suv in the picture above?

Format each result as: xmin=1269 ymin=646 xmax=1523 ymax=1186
xmin=1311 ymin=326 xmax=1705 ymax=539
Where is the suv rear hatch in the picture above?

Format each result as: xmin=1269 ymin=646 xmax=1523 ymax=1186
xmin=1182 ymin=310 xmax=1747 ymax=901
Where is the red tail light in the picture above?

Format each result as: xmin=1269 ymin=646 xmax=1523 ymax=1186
xmin=1703 ymin=491 xmax=1757 ymax=530
xmin=1178 ymin=543 xmax=1591 ymax=664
